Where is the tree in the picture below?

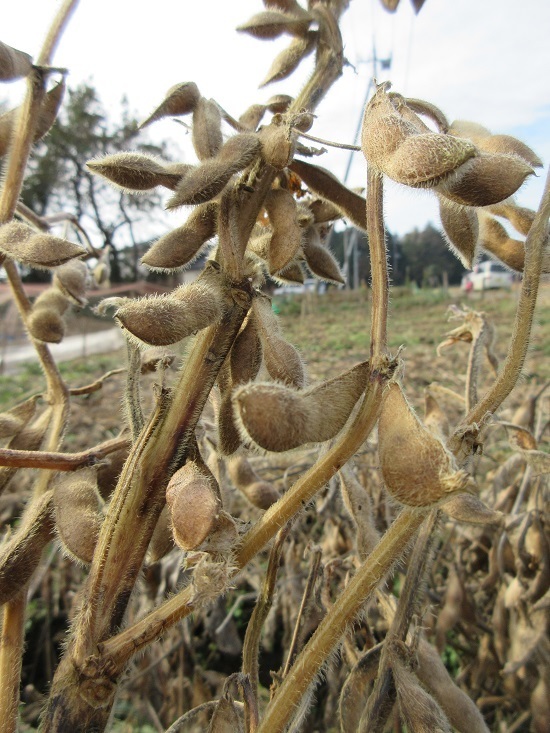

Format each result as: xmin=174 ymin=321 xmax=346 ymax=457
xmin=399 ymin=223 xmax=466 ymax=287
xmin=20 ymin=83 xmax=170 ymax=281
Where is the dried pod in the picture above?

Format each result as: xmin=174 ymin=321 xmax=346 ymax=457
xmin=148 ymin=505 xmax=175 ymax=563
xmin=378 ymin=382 xmax=472 ymax=507
xmin=0 ymin=41 xmax=32 ymax=81
xmin=226 ymin=455 xmax=280 ymax=509
xmin=260 ymin=31 xmax=316 ymax=87
xmin=28 ymin=303 xmax=66 ymax=343
xmin=265 ymin=188 xmax=302 ymax=273
xmin=290 ymin=159 xmax=367 ymax=230
xmin=237 ymin=10 xmax=312 ymax=39
xmin=259 ymin=117 xmax=295 ymax=169
xmin=339 ymin=644 xmax=382 ymax=733
xmin=302 ymin=225 xmax=344 ymax=283
xmin=238 ymin=103 xmax=267 ymax=130
xmin=486 ymin=201 xmax=536 ymax=237
xmin=32 ymin=288 xmax=70 ymax=316
xmin=139 ymin=81 xmax=200 ymax=129
xmin=141 ymin=201 xmax=218 ymax=271
xmin=192 ymin=97 xmax=223 ymax=160
xmin=0 ymin=491 xmax=54 ymax=605
xmin=0 ymin=412 xmax=24 ymax=439
xmin=53 ymin=260 xmax=88 ymax=305
xmin=230 ymin=317 xmax=263 ymax=385
xmin=308 ymin=197 xmax=344 ymax=224
xmin=0 ymin=221 xmax=86 ymax=268
xmin=415 ymin=638 xmax=490 ymax=733
xmin=0 ymin=411 xmax=51 ymax=494
xmin=87 ymin=152 xmax=183 ymax=193
xmin=167 ymin=133 xmax=261 ymax=208
xmin=207 ymin=689 xmax=244 ymax=733
xmin=0 ymin=80 xmax=65 ymax=157
xmin=389 ymin=641 xmax=453 ymax=733
xmin=339 ymin=465 xmax=379 ymax=559
xmin=54 ymin=469 xmax=103 ymax=564
xmin=218 ymin=392 xmax=244 ymax=456
xmin=276 ymin=260 xmax=304 ymax=284
xmin=478 ymin=213 xmax=525 ymax=272
xmin=232 ymin=361 xmax=369 ymax=452
xmin=475 ymin=134 xmax=542 ymax=168
xmin=403 ymin=96 xmax=450 ymax=133
xmin=423 ymin=390 xmax=450 ymax=438
xmin=361 ymin=84 xmax=476 ymax=188
xmin=140 ymin=347 xmax=176 ymax=373
xmin=437 ymin=195 xmax=479 ymax=268
xmin=265 ymin=94 xmax=293 ymax=113
xmin=96 ymin=445 xmax=129 ymax=500
xmin=437 ymin=153 xmax=533 ymax=207
xmin=441 ymin=493 xmax=503 ymax=525
xmin=449 ymin=119 xmax=492 ymax=143
xmin=166 ymin=462 xmax=222 ymax=551
xmin=115 ymin=266 xmax=226 ymax=346
xmin=252 ymin=294 xmax=306 ymax=387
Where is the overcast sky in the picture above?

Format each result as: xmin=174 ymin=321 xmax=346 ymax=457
xmin=3 ymin=0 xmax=550 ymax=240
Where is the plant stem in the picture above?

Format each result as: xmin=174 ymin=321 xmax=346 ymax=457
xmin=0 ymin=587 xmax=27 ymax=733
xmin=36 ymin=0 xmax=80 ymax=66
xmin=256 ymin=508 xmax=426 ymax=733
xmin=0 ymin=435 xmax=129 ymax=471
xmin=449 ymin=168 xmax=550 ymax=456
xmin=366 ymin=168 xmax=388 ymax=360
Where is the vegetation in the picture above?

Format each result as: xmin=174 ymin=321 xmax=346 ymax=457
xmin=0 ymin=2 xmax=548 ymax=732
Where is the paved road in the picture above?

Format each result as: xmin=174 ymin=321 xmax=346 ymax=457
xmin=0 ymin=328 xmax=125 ymax=375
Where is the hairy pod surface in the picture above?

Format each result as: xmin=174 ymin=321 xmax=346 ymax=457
xmin=486 ymin=201 xmax=537 ymax=237
xmin=87 ymin=152 xmax=183 ymax=192
xmin=437 ymin=196 xmax=479 ymax=268
xmin=238 ymin=103 xmax=267 ymax=131
xmin=474 ymin=134 xmax=542 ymax=168
xmin=53 ymin=469 xmax=103 ymax=564
xmin=259 ymin=118 xmax=296 ymax=169
xmin=232 ymin=361 xmax=369 ymax=452
xmin=478 ymin=213 xmax=525 ymax=272
xmin=264 ymin=188 xmax=302 ymax=273
xmin=226 ymin=455 xmax=280 ymax=509
xmin=0 ymin=221 xmax=86 ymax=268
xmin=237 ymin=10 xmax=312 ymax=40
xmin=141 ymin=202 xmax=218 ymax=271
xmin=167 ymin=133 xmax=261 ymax=208
xmin=139 ymin=81 xmax=200 ymax=129
xmin=265 ymin=94 xmax=294 ymax=114
xmin=0 ymin=40 xmax=32 ymax=80
xmin=378 ymin=382 xmax=472 ymax=506
xmin=260 ymin=31 xmax=316 ymax=87
xmin=54 ymin=260 xmax=88 ymax=305
xmin=192 ymin=97 xmax=223 ymax=160
xmin=302 ymin=225 xmax=345 ymax=283
xmin=166 ymin=462 xmax=222 ymax=551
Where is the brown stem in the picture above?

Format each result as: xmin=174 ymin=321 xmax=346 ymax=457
xmin=36 ymin=0 xmax=80 ymax=66
xmin=69 ymin=369 xmax=125 ymax=396
xmin=0 ymin=436 xmax=129 ymax=472
xmin=366 ymin=168 xmax=388 ymax=360
xmin=449 ymin=168 xmax=550 ymax=456
xmin=0 ymin=587 xmax=27 ymax=733
xmin=256 ymin=508 xmax=426 ymax=733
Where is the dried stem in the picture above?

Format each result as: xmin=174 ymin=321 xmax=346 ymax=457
xmin=125 ymin=340 xmax=144 ymax=441
xmin=256 ymin=508 xmax=426 ymax=733
xmin=68 ymin=368 xmax=125 ymax=396
xmin=0 ymin=587 xmax=27 ymax=733
xmin=36 ymin=0 xmax=80 ymax=66
xmin=449 ymin=168 xmax=550 ymax=455
xmin=0 ymin=435 xmax=129 ymax=472
xmin=366 ymin=168 xmax=388 ymax=360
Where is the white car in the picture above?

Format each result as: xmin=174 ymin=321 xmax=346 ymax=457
xmin=462 ymin=261 xmax=514 ymax=292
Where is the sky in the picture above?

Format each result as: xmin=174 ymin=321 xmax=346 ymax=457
xmin=3 ymin=0 xmax=550 ymax=241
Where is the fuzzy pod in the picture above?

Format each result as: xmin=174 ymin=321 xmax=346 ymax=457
xmin=423 ymin=390 xmax=450 ymax=439
xmin=478 ymin=213 xmax=525 ymax=272
xmin=226 ymin=455 xmax=280 ymax=509
xmin=238 ymin=103 xmax=267 ymax=131
xmin=166 ymin=462 xmax=222 ymax=551
xmin=218 ymin=391 xmax=244 ymax=456
xmin=389 ymin=641 xmax=453 ymax=733
xmin=265 ymin=94 xmax=293 ymax=113
xmin=403 ymin=96 xmax=450 ymax=133
xmin=308 ymin=197 xmax=344 ymax=224
xmin=260 ymin=31 xmax=316 ymax=87
xmin=378 ymin=382 xmax=472 ymax=507
xmin=475 ymin=134 xmax=542 ymax=168
xmin=207 ymin=691 xmax=244 ymax=733
xmin=275 ymin=260 xmax=304 ymax=284
xmin=232 ymin=361 xmax=369 ymax=452
xmin=252 ymin=294 xmax=306 ymax=387
xmin=237 ymin=10 xmax=312 ymax=39
xmin=0 ymin=411 xmax=51 ymax=494
xmin=437 ymin=195 xmax=479 ymax=269
xmin=302 ymin=225 xmax=344 ymax=283
xmin=0 ymin=391 xmax=37 ymax=438
xmin=440 ymin=493 xmax=502 ymax=526
xmin=339 ymin=644 xmax=383 ymax=733
xmin=53 ymin=260 xmax=88 ymax=305
xmin=289 ymin=159 xmax=367 ymax=230
xmin=53 ymin=469 xmax=103 ymax=564
xmin=139 ymin=81 xmax=200 ymax=129
xmin=486 ymin=201 xmax=536 ymax=237
xmin=259 ymin=118 xmax=296 ymax=170
xmin=416 ymin=638 xmax=490 ymax=733
xmin=0 ymin=221 xmax=86 ymax=268
xmin=339 ymin=465 xmax=379 ymax=560
xmin=115 ymin=269 xmax=226 ymax=346
xmin=264 ymin=188 xmax=303 ymax=273
xmin=0 ymin=80 xmax=65 ymax=157
xmin=192 ymin=97 xmax=223 ymax=160
xmin=449 ymin=119 xmax=492 ymax=143
xmin=230 ymin=316 xmax=263 ymax=385
xmin=0 ymin=491 xmax=54 ymax=605
xmin=437 ymin=153 xmax=533 ymax=207
xmin=166 ymin=132 xmax=261 ymax=208
xmin=141 ymin=202 xmax=218 ymax=271
xmin=0 ymin=41 xmax=32 ymax=81
xmin=87 ymin=152 xmax=183 ymax=193
xmin=28 ymin=305 xmax=66 ymax=343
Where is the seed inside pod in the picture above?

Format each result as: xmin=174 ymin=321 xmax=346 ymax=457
xmin=232 ymin=361 xmax=369 ymax=452
xmin=378 ymin=382 xmax=472 ymax=507
xmin=166 ymin=462 xmax=221 ymax=551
